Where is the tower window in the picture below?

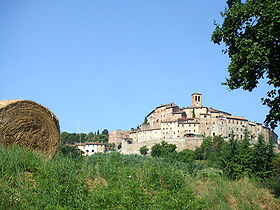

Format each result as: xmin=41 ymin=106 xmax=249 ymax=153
xmin=195 ymin=96 xmax=197 ymax=101
xmin=198 ymin=96 xmax=200 ymax=101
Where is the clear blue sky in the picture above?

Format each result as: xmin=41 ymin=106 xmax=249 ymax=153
xmin=1 ymin=0 xmax=278 ymax=136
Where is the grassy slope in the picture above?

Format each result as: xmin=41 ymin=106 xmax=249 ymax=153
xmin=0 ymin=146 xmax=279 ymax=209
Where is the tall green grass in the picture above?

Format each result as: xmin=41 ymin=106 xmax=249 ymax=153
xmin=0 ymin=146 xmax=204 ymax=209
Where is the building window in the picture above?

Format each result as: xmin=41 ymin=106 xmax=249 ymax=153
xmin=198 ymin=96 xmax=200 ymax=101
xmin=229 ymin=120 xmax=231 ymax=123
xmin=92 ymin=150 xmax=94 ymax=152
xmin=213 ymin=132 xmax=215 ymax=136
xmin=86 ymin=150 xmax=89 ymax=152
xmin=195 ymin=96 xmax=197 ymax=101
xmin=213 ymin=122 xmax=215 ymax=124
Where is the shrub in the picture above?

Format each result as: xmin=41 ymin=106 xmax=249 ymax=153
xmin=176 ymin=149 xmax=195 ymax=163
xmin=140 ymin=145 xmax=148 ymax=155
xmin=151 ymin=141 xmax=177 ymax=159
xmin=59 ymin=144 xmax=81 ymax=158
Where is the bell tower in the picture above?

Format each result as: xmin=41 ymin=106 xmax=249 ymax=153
xmin=191 ymin=92 xmax=202 ymax=107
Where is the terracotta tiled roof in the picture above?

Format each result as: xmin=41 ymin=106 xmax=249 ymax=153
xmin=139 ymin=128 xmax=161 ymax=132
xmin=191 ymin=92 xmax=202 ymax=95
xmin=225 ymin=116 xmax=248 ymax=121
xmin=181 ymin=122 xmax=200 ymax=124
xmin=74 ymin=142 xmax=105 ymax=146
xmin=208 ymin=107 xmax=231 ymax=115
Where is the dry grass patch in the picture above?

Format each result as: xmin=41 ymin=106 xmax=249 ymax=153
xmin=85 ymin=176 xmax=108 ymax=190
xmin=189 ymin=176 xmax=280 ymax=210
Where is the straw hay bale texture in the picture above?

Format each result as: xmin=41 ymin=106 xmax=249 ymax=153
xmin=0 ymin=100 xmax=60 ymax=157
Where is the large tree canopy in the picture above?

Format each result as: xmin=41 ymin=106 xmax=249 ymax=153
xmin=212 ymin=0 xmax=280 ymax=129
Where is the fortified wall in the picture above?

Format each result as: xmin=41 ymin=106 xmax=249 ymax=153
xmin=121 ymin=137 xmax=203 ymax=155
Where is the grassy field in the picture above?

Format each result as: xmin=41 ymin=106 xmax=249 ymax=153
xmin=0 ymin=145 xmax=279 ymax=209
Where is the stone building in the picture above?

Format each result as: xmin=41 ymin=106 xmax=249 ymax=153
xmin=109 ymin=92 xmax=278 ymax=155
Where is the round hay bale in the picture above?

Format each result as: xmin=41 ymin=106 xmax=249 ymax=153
xmin=0 ymin=100 xmax=60 ymax=157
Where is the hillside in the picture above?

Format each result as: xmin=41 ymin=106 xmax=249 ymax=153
xmin=0 ymin=145 xmax=279 ymax=209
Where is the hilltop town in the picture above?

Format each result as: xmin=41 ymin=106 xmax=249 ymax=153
xmin=109 ymin=92 xmax=278 ymax=155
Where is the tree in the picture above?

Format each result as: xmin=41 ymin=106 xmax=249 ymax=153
xmin=86 ymin=132 xmax=95 ymax=141
xmin=176 ymin=149 xmax=195 ymax=163
xmin=140 ymin=145 xmax=148 ymax=156
xmin=151 ymin=141 xmax=177 ymax=158
xmin=102 ymin=129 xmax=109 ymax=135
xmin=60 ymin=132 xmax=71 ymax=144
xmin=151 ymin=143 xmax=162 ymax=157
xmin=252 ymin=134 xmax=275 ymax=178
xmin=143 ymin=117 xmax=148 ymax=124
xmin=212 ymin=0 xmax=280 ymax=129
xmin=192 ymin=109 xmax=195 ymax=118
xmin=59 ymin=144 xmax=81 ymax=158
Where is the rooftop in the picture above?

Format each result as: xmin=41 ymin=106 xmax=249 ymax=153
xmin=69 ymin=142 xmax=106 ymax=146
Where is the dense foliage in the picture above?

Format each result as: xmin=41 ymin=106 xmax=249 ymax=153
xmin=194 ymin=132 xmax=276 ymax=179
xmin=60 ymin=129 xmax=109 ymax=145
xmin=212 ymin=0 xmax=280 ymax=129
xmin=151 ymin=141 xmax=196 ymax=163
xmin=59 ymin=144 xmax=81 ymax=158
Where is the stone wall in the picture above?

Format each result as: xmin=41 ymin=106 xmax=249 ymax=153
xmin=121 ymin=137 xmax=203 ymax=155
xmin=108 ymin=130 xmax=130 ymax=146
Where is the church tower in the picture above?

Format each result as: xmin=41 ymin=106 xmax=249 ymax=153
xmin=191 ymin=92 xmax=202 ymax=107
